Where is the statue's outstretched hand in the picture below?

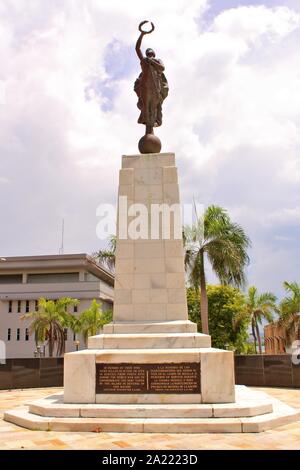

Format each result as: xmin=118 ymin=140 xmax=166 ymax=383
xmin=138 ymin=21 xmax=155 ymax=35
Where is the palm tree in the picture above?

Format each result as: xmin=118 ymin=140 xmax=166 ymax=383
xmin=68 ymin=313 xmax=82 ymax=343
xmin=184 ymin=205 xmax=251 ymax=334
xmin=235 ymin=286 xmax=277 ymax=354
xmin=279 ymin=281 xmax=300 ymax=346
xmin=93 ymin=234 xmax=116 ymax=272
xmin=22 ymin=297 xmax=79 ymax=357
xmin=79 ymin=299 xmax=112 ymax=345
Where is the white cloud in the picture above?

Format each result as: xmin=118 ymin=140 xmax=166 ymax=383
xmin=268 ymin=207 xmax=300 ymax=225
xmin=213 ymin=5 xmax=300 ymax=42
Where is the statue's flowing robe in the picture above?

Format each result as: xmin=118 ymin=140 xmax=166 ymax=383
xmin=134 ymin=57 xmax=169 ymax=128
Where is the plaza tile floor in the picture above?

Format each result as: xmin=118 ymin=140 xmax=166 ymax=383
xmin=0 ymin=387 xmax=299 ymax=450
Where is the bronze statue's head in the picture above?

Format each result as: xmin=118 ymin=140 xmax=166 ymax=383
xmin=146 ymin=48 xmax=155 ymax=58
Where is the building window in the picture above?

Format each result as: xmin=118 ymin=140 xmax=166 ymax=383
xmin=27 ymin=272 xmax=79 ymax=284
xmin=35 ymin=300 xmax=39 ymax=311
xmin=74 ymin=304 xmax=78 ymax=313
xmin=0 ymin=274 xmax=22 ymax=284
xmin=73 ymin=332 xmax=76 ymax=341
xmin=16 ymin=328 xmax=20 ymax=341
xmin=7 ymin=328 xmax=11 ymax=341
xmin=8 ymin=301 xmax=12 ymax=313
xmin=64 ymin=328 xmax=68 ymax=341
xmin=17 ymin=301 xmax=21 ymax=313
xmin=26 ymin=300 xmax=30 ymax=313
xmin=25 ymin=328 xmax=29 ymax=341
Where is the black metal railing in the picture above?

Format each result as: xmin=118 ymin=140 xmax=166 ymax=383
xmin=0 ymin=358 xmax=63 ymax=390
xmin=235 ymin=354 xmax=300 ymax=388
xmin=0 ymin=355 xmax=299 ymax=390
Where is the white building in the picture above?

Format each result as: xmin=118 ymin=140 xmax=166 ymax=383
xmin=0 ymin=254 xmax=114 ymax=358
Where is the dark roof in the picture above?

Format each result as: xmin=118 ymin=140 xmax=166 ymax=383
xmin=0 ymin=253 xmax=114 ymax=286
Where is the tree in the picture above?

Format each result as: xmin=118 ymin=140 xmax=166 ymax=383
xmin=93 ymin=234 xmax=116 ymax=272
xmin=184 ymin=205 xmax=251 ymax=334
xmin=68 ymin=313 xmax=82 ymax=342
xmin=279 ymin=281 xmax=300 ymax=346
xmin=22 ymin=297 xmax=79 ymax=357
xmin=79 ymin=299 xmax=112 ymax=345
xmin=235 ymin=286 xmax=277 ymax=354
xmin=187 ymin=285 xmax=249 ymax=352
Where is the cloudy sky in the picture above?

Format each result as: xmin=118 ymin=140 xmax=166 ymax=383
xmin=1 ymin=0 xmax=300 ymax=299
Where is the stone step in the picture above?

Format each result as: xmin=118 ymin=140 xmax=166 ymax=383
xmin=4 ymin=402 xmax=300 ymax=433
xmin=103 ymin=320 xmax=198 ymax=334
xmin=28 ymin=392 xmax=273 ymax=419
xmin=88 ymin=332 xmax=211 ymax=349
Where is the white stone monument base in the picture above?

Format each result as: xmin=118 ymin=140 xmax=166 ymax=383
xmin=4 ymin=322 xmax=300 ymax=433
xmin=4 ymin=386 xmax=300 ymax=433
xmin=63 ymin=348 xmax=235 ymax=405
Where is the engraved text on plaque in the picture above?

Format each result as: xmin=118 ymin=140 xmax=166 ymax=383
xmin=96 ymin=363 xmax=201 ymax=394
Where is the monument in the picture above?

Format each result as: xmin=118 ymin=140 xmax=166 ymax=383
xmin=4 ymin=22 xmax=300 ymax=433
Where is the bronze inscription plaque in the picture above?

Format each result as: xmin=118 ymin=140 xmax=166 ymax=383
xmin=96 ymin=363 xmax=201 ymax=394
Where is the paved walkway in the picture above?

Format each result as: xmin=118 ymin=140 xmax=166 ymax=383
xmin=0 ymin=387 xmax=299 ymax=450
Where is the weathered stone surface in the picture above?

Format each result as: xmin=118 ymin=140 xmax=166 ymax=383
xmin=64 ymin=351 xmax=96 ymax=404
xmin=114 ymin=153 xmax=187 ymax=323
xmin=201 ymin=349 xmax=235 ymax=403
xmin=5 ymin=386 xmax=300 ymax=432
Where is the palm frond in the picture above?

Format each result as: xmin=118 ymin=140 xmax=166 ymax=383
xmin=93 ymin=234 xmax=117 ymax=272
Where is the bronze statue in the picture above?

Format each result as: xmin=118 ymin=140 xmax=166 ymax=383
xmin=134 ymin=21 xmax=168 ymax=154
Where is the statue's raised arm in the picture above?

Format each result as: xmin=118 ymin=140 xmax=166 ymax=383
xmin=134 ymin=21 xmax=169 ymax=154
xmin=135 ymin=21 xmax=154 ymax=61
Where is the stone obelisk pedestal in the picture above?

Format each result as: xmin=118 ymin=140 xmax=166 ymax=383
xmin=5 ymin=153 xmax=300 ymax=432
xmin=63 ymin=152 xmax=235 ymax=405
